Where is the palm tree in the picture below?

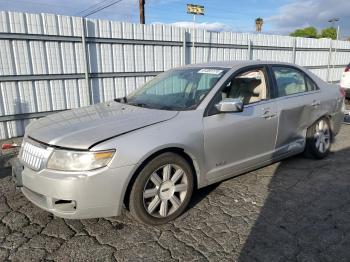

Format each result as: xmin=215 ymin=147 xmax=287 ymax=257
xmin=255 ymin=18 xmax=264 ymax=32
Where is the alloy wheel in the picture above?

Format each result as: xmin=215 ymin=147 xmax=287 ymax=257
xmin=143 ymin=164 xmax=188 ymax=218
xmin=314 ymin=119 xmax=330 ymax=153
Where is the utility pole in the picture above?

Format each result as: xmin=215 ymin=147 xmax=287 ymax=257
xmin=139 ymin=0 xmax=145 ymax=24
xmin=328 ymin=18 xmax=340 ymax=82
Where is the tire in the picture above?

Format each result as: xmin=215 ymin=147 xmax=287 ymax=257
xmin=129 ymin=152 xmax=194 ymax=225
xmin=304 ymin=117 xmax=332 ymax=159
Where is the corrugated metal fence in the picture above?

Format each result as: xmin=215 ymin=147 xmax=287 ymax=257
xmin=1 ymin=11 xmax=350 ymax=139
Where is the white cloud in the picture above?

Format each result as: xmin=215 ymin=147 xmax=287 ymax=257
xmin=266 ymin=0 xmax=350 ymax=37
xmin=161 ymin=21 xmax=232 ymax=32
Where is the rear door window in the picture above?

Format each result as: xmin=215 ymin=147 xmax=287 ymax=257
xmin=305 ymin=75 xmax=318 ymax=91
xmin=272 ymin=67 xmax=307 ymax=97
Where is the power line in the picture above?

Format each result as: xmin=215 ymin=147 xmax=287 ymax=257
xmin=83 ymin=0 xmax=124 ymax=17
xmin=75 ymin=0 xmax=111 ymax=16
xmin=75 ymin=0 xmax=124 ymax=18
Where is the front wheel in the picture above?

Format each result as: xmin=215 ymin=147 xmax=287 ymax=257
xmin=129 ymin=152 xmax=194 ymax=225
xmin=304 ymin=117 xmax=332 ymax=159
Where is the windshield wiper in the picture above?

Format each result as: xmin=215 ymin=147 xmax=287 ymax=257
xmin=114 ymin=96 xmax=149 ymax=108
xmin=115 ymin=100 xmax=178 ymax=111
xmin=157 ymin=105 xmax=177 ymax=110
xmin=114 ymin=96 xmax=128 ymax=103
xmin=128 ymin=102 xmax=148 ymax=108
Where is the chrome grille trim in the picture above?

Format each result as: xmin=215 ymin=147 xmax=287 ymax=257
xmin=20 ymin=140 xmax=51 ymax=170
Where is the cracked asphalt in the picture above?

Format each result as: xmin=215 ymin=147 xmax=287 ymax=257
xmin=0 ymin=122 xmax=350 ymax=261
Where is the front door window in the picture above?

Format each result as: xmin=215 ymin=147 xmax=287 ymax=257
xmin=222 ymin=69 xmax=268 ymax=104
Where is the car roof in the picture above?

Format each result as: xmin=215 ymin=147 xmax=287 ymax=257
xmin=184 ymin=60 xmax=299 ymax=69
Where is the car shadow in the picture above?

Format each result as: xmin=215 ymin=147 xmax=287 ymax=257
xmin=0 ymin=166 xmax=11 ymax=179
xmin=238 ymin=146 xmax=350 ymax=261
xmin=187 ymin=182 xmax=221 ymax=209
xmin=187 ymin=169 xmax=263 ymax=211
xmin=0 ymin=152 xmax=17 ymax=176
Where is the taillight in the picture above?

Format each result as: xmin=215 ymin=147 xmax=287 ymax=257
xmin=340 ymin=87 xmax=346 ymax=97
xmin=1 ymin=143 xmax=19 ymax=150
xmin=345 ymin=67 xmax=350 ymax=72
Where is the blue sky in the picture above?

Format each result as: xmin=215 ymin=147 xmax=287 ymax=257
xmin=144 ymin=0 xmax=290 ymax=32
xmin=0 ymin=0 xmax=349 ymax=37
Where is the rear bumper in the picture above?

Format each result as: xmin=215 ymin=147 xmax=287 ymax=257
xmin=20 ymin=164 xmax=135 ymax=219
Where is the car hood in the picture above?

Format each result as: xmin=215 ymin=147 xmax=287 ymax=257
xmin=26 ymin=102 xmax=178 ymax=150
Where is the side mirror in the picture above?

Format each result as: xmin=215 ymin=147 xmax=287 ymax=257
xmin=215 ymin=98 xmax=244 ymax=113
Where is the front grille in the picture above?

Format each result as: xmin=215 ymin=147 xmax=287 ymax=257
xmin=20 ymin=141 xmax=50 ymax=170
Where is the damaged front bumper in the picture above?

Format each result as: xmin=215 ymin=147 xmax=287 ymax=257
xmin=17 ymin=163 xmax=135 ymax=219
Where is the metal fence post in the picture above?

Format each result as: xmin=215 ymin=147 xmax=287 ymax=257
xmin=81 ymin=17 xmax=93 ymax=104
xmin=182 ymin=30 xmax=187 ymax=65
xmin=247 ymin=39 xmax=252 ymax=60
xmin=291 ymin=38 xmax=296 ymax=64
xmin=326 ymin=39 xmax=333 ymax=82
xmin=183 ymin=30 xmax=189 ymax=65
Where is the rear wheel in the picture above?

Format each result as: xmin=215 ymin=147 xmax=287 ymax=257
xmin=129 ymin=152 xmax=194 ymax=225
xmin=304 ymin=117 xmax=331 ymax=159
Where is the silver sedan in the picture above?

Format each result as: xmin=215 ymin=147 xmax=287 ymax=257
xmin=13 ymin=61 xmax=344 ymax=225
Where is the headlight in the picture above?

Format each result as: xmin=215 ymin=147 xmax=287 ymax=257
xmin=47 ymin=149 xmax=115 ymax=171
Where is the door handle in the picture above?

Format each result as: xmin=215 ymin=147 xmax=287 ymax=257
xmin=311 ymin=100 xmax=320 ymax=107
